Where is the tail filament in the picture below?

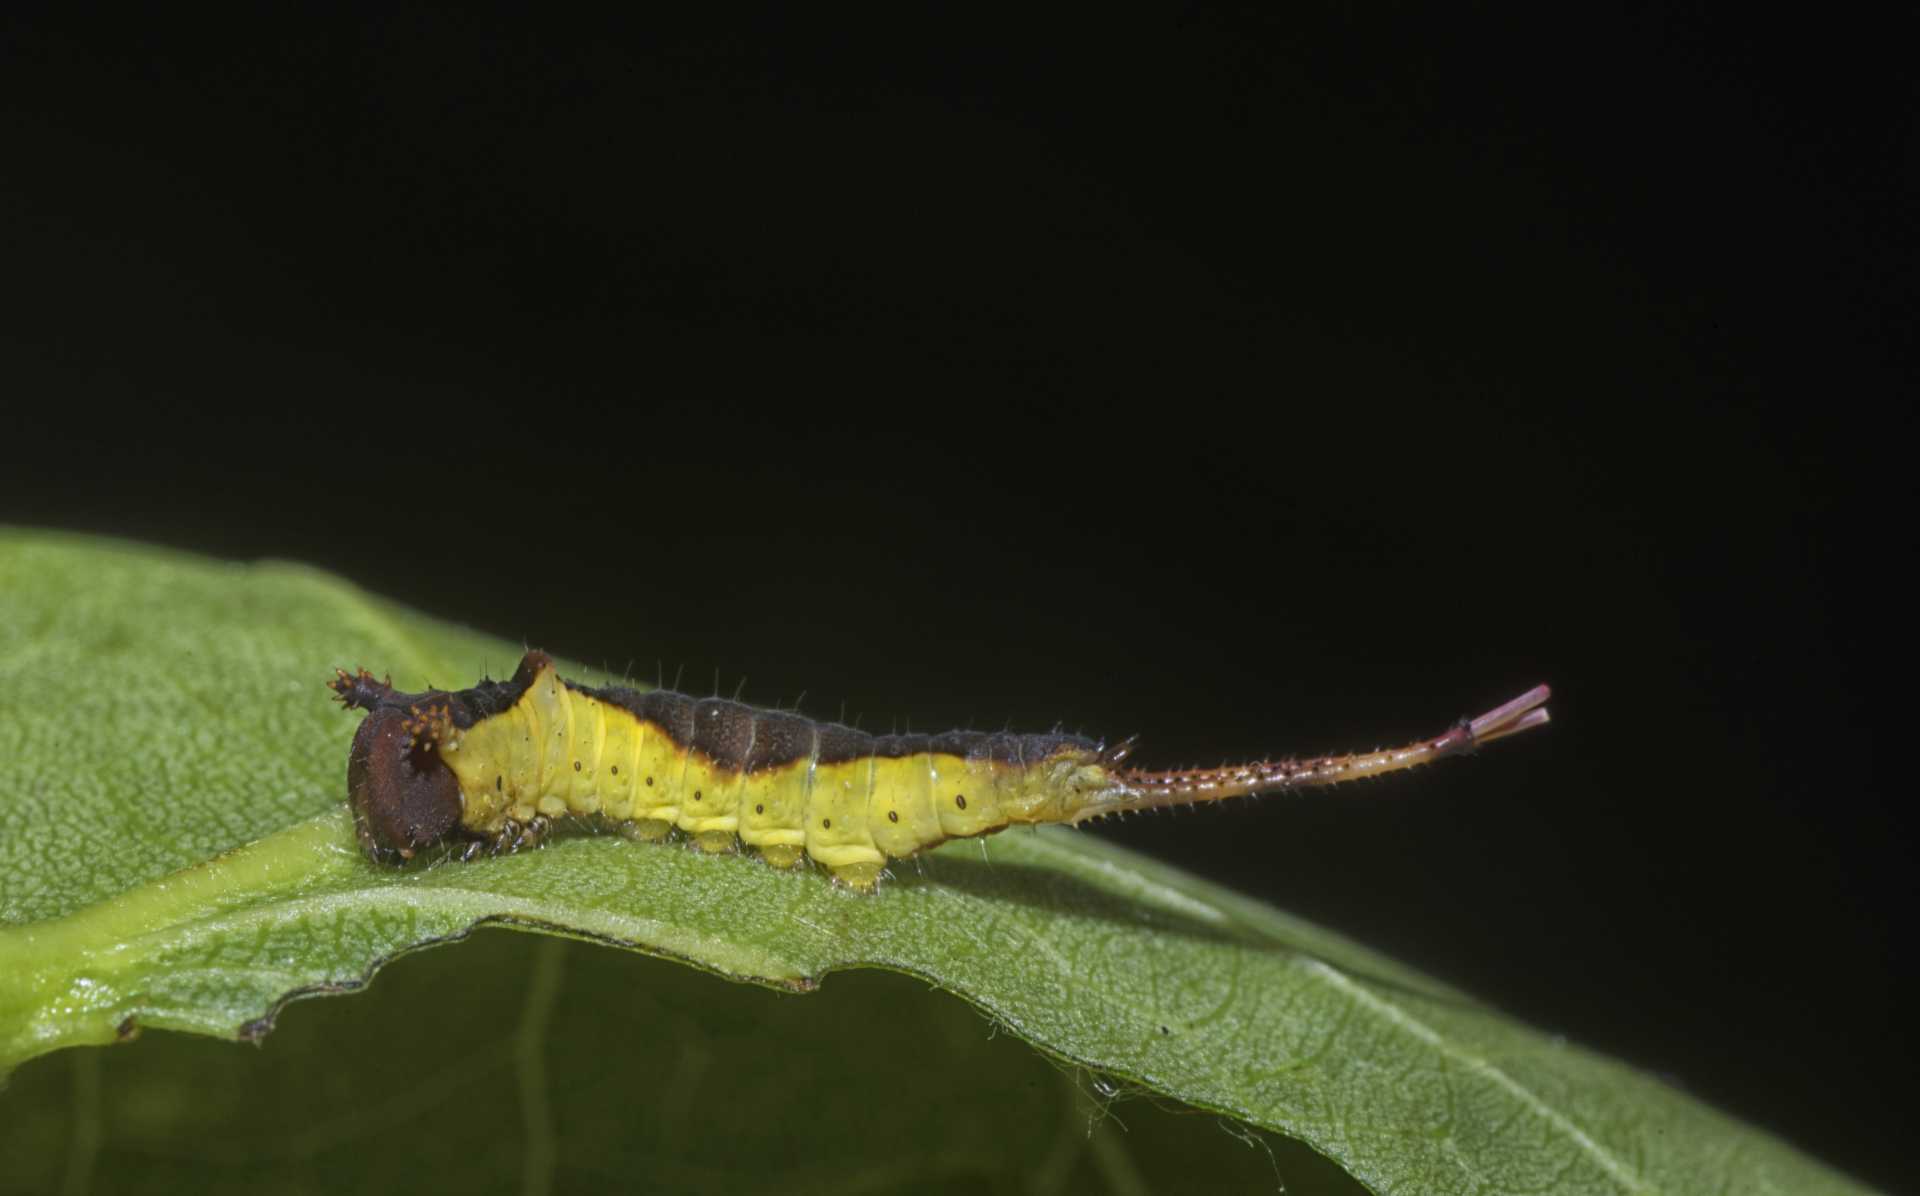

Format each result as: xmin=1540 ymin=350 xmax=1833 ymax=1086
xmin=1076 ymin=685 xmax=1551 ymax=822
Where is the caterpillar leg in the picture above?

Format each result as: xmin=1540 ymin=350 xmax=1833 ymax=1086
xmin=827 ymin=860 xmax=885 ymax=892
xmin=619 ymin=818 xmax=675 ymax=843
xmin=756 ymin=844 xmax=805 ymax=870
xmin=691 ymin=830 xmax=739 ymax=854
xmin=461 ymin=815 xmax=553 ymax=859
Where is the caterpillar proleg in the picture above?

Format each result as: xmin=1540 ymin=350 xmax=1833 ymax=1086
xmin=330 ymin=650 xmax=1551 ymax=891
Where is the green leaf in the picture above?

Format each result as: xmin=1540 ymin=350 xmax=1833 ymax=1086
xmin=0 ymin=529 xmax=1875 ymax=1195
xmin=4 ymin=930 xmax=1361 ymax=1194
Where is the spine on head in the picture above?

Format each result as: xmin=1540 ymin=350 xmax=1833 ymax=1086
xmin=1069 ymin=685 xmax=1551 ymax=823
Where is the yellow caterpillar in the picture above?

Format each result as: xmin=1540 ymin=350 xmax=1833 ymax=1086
xmin=331 ymin=650 xmax=1551 ymax=891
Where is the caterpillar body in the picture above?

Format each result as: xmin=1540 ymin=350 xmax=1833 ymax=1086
xmin=330 ymin=650 xmax=1551 ymax=891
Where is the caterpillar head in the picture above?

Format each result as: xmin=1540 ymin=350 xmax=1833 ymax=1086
xmin=331 ymin=656 xmax=549 ymax=863
xmin=344 ymin=703 xmax=463 ymax=863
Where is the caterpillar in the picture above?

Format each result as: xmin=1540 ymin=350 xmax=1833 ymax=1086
xmin=330 ymin=650 xmax=1551 ymax=891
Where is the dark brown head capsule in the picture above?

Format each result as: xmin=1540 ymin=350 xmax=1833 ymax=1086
xmin=345 ymin=706 xmax=462 ymax=862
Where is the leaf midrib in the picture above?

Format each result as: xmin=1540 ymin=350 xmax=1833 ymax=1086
xmin=1305 ymin=961 xmax=1656 ymax=1196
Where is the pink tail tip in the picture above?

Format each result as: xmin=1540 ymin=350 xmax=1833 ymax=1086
xmin=1468 ymin=684 xmax=1552 ymax=746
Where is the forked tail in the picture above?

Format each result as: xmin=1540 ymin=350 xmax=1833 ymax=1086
xmin=1072 ymin=685 xmax=1551 ymax=822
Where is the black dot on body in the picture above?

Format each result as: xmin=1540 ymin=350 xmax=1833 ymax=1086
xmin=610 ymin=765 xmax=618 ymax=775
xmin=694 ymin=790 xmax=703 ymax=801
xmin=573 ymin=760 xmax=581 ymax=772
xmin=495 ymin=776 xmax=503 ymax=791
xmin=955 ymin=794 xmax=968 ymax=809
xmin=887 ymin=810 xmax=899 ymax=823
xmin=754 ymin=803 xmax=764 ymax=814
xmin=645 ymin=776 xmax=653 ymax=786
xmin=822 ymin=818 xmax=831 ymax=829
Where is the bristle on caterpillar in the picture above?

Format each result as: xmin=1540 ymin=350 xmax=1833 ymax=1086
xmin=330 ymin=650 xmax=1551 ymax=890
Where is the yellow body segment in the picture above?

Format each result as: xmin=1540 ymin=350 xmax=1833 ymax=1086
xmin=596 ymin=697 xmax=639 ymax=819
xmin=805 ymin=757 xmax=886 ymax=876
xmin=433 ymin=662 xmax=1108 ymax=889
xmin=931 ymin=754 xmax=1006 ymax=840
xmin=738 ymin=760 xmax=810 ymax=866
xmin=525 ymin=663 xmax=573 ymax=817
xmin=630 ymin=712 xmax=682 ymax=827
xmin=564 ymin=691 xmax=606 ymax=815
xmin=868 ymin=753 xmax=938 ymax=860
xmin=678 ymin=759 xmax=742 ymax=840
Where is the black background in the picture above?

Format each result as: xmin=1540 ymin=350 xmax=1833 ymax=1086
xmin=3 ymin=7 xmax=1908 ymax=1190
